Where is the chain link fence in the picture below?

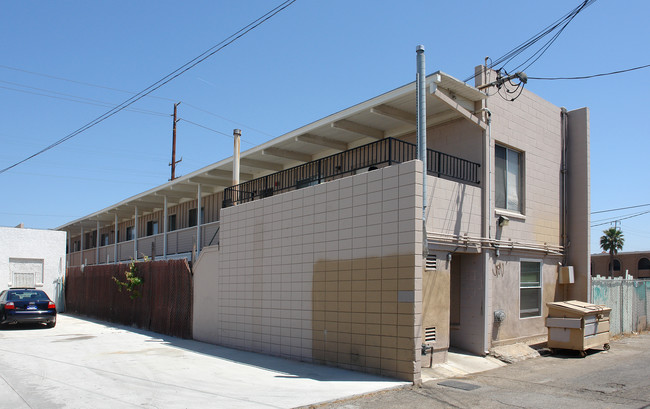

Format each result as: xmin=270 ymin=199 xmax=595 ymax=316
xmin=592 ymin=277 xmax=649 ymax=336
xmin=65 ymin=259 xmax=193 ymax=338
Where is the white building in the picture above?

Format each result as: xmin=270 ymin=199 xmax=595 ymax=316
xmin=0 ymin=226 xmax=67 ymax=311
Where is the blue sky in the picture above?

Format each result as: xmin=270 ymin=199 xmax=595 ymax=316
xmin=1 ymin=0 xmax=648 ymax=254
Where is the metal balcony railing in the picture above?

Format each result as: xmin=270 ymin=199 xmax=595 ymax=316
xmin=223 ymin=137 xmax=480 ymax=206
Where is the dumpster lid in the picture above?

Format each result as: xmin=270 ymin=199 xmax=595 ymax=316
xmin=546 ymin=300 xmax=611 ymax=314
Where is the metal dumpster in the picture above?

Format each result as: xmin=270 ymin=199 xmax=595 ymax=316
xmin=546 ymin=300 xmax=611 ymax=357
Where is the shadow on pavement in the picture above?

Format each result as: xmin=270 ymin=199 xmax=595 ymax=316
xmin=61 ymin=313 xmax=402 ymax=383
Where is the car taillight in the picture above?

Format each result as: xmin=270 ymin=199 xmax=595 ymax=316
xmin=5 ymin=302 xmax=15 ymax=310
xmin=48 ymin=301 xmax=56 ymax=309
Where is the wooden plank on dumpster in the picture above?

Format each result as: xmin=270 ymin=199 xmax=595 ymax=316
xmin=546 ymin=317 xmax=582 ymax=329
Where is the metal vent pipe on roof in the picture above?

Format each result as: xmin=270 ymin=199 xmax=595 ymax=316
xmin=416 ymin=45 xmax=427 ymax=221
xmin=233 ymin=129 xmax=241 ymax=187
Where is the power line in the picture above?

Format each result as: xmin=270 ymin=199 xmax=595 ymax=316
xmin=592 ymin=203 xmax=650 ymax=214
xmin=590 ymin=210 xmax=650 ymax=228
xmin=0 ymin=0 xmax=297 ymax=175
xmin=464 ymin=0 xmax=596 ymax=83
xmin=0 ymin=82 xmax=168 ymax=117
xmin=182 ymin=102 xmax=275 ymax=138
xmin=0 ymin=64 xmax=174 ymax=102
xmin=179 ymin=118 xmax=255 ymax=146
xmin=529 ymin=64 xmax=650 ymax=80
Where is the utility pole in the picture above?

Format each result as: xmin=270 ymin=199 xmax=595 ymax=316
xmin=169 ymin=102 xmax=182 ymax=180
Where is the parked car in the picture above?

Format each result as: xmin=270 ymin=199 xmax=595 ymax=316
xmin=0 ymin=288 xmax=57 ymax=328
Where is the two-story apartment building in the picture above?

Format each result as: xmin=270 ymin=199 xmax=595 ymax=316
xmin=58 ymin=65 xmax=590 ymax=383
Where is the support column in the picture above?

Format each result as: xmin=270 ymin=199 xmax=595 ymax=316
xmin=133 ymin=206 xmax=139 ymax=260
xmin=114 ymin=213 xmax=118 ymax=263
xmin=96 ymin=220 xmax=100 ymax=264
xmin=67 ymin=231 xmax=71 ymax=269
xmin=80 ymin=226 xmax=85 ymax=266
xmin=163 ymin=196 xmax=168 ymax=258
xmin=196 ymin=185 xmax=202 ymax=253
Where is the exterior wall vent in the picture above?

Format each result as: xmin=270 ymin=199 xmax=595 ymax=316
xmin=424 ymin=326 xmax=436 ymax=343
xmin=425 ymin=254 xmax=437 ymax=270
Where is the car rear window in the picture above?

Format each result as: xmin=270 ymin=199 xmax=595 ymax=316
xmin=7 ymin=290 xmax=49 ymax=301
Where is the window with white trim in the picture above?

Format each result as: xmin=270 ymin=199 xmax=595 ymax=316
xmin=520 ymin=260 xmax=542 ymax=318
xmin=495 ymin=144 xmax=523 ymax=213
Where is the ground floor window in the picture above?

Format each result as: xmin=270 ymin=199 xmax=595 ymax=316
xmin=520 ymin=260 xmax=542 ymax=318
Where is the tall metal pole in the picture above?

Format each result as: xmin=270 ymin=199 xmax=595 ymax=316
xmin=233 ymin=129 xmax=241 ymax=186
xmin=416 ymin=45 xmax=428 ymax=221
xmin=170 ymin=102 xmax=182 ymax=180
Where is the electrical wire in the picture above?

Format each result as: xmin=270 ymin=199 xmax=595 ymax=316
xmin=0 ymin=0 xmax=297 ymax=175
xmin=182 ymin=102 xmax=275 ymax=138
xmin=0 ymin=65 xmax=274 ymax=136
xmin=592 ymin=203 xmax=650 ymax=214
xmin=0 ymin=82 xmax=168 ymax=117
xmin=179 ymin=118 xmax=256 ymax=146
xmin=529 ymin=64 xmax=650 ymax=80
xmin=590 ymin=210 xmax=650 ymax=228
xmin=463 ymin=0 xmax=596 ymax=84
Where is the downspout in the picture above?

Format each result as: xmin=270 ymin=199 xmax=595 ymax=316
xmin=416 ymin=45 xmax=428 ymax=252
xmin=478 ymin=63 xmax=493 ymax=356
xmin=560 ymin=107 xmax=568 ymax=265
xmin=560 ymin=107 xmax=569 ymax=301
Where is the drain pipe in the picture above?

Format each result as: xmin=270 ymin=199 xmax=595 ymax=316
xmin=416 ymin=45 xmax=428 ymax=253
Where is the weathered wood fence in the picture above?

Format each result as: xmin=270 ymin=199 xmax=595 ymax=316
xmin=65 ymin=259 xmax=193 ymax=338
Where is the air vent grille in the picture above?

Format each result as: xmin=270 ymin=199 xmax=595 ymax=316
xmin=425 ymin=254 xmax=437 ymax=270
xmin=425 ymin=326 xmax=436 ymax=342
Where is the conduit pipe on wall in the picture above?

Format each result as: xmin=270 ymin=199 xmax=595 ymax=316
xmin=426 ymin=231 xmax=564 ymax=255
xmin=560 ymin=107 xmax=568 ymax=266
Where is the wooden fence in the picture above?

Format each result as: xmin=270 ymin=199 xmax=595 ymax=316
xmin=65 ymin=259 xmax=193 ymax=338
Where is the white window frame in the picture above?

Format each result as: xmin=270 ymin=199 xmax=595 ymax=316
xmin=495 ymin=144 xmax=524 ymax=214
xmin=519 ymin=259 xmax=542 ymax=319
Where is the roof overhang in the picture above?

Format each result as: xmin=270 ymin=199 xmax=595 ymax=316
xmin=57 ymin=71 xmax=486 ymax=232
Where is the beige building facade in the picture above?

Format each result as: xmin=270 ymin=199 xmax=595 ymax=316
xmin=592 ymin=251 xmax=650 ymax=279
xmin=59 ymin=66 xmax=591 ymax=383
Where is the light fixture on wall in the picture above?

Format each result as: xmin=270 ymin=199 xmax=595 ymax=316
xmin=498 ymin=215 xmax=509 ymax=227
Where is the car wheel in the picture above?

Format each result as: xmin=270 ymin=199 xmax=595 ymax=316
xmin=46 ymin=319 xmax=56 ymax=328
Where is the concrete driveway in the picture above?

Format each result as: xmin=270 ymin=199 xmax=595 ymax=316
xmin=0 ymin=314 xmax=407 ymax=408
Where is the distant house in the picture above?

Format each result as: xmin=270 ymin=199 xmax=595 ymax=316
xmin=592 ymin=251 xmax=650 ymax=278
xmin=0 ymin=226 xmax=67 ymax=310
xmin=58 ymin=66 xmax=590 ymax=383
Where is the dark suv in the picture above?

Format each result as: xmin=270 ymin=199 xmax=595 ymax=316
xmin=0 ymin=288 xmax=57 ymax=328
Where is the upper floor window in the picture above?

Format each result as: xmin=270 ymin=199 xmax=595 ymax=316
xmin=146 ymin=220 xmax=159 ymax=236
xmin=168 ymin=214 xmax=177 ymax=232
xmin=495 ymin=144 xmax=523 ymax=213
xmin=100 ymin=233 xmax=109 ymax=246
xmin=189 ymin=207 xmax=204 ymax=227
xmin=639 ymin=258 xmax=650 ymax=270
xmin=126 ymin=226 xmax=134 ymax=241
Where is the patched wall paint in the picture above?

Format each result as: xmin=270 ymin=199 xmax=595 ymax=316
xmin=193 ymin=160 xmax=424 ymax=382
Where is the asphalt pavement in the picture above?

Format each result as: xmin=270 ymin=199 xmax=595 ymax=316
xmin=0 ymin=314 xmax=407 ymax=408
xmin=315 ymin=332 xmax=650 ymax=409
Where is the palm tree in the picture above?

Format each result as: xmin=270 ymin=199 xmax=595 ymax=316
xmin=600 ymin=227 xmax=624 ymax=277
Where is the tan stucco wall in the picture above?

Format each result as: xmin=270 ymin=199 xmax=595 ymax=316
xmin=426 ymin=177 xmax=482 ymax=240
xmin=488 ymin=86 xmax=563 ymax=247
xmin=488 ymin=254 xmax=562 ymax=346
xmin=592 ymin=252 xmax=650 ymax=279
xmin=193 ymin=160 xmax=424 ymax=382
xmin=421 ymin=252 xmax=450 ymax=365
xmin=566 ymin=107 xmax=591 ymax=301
